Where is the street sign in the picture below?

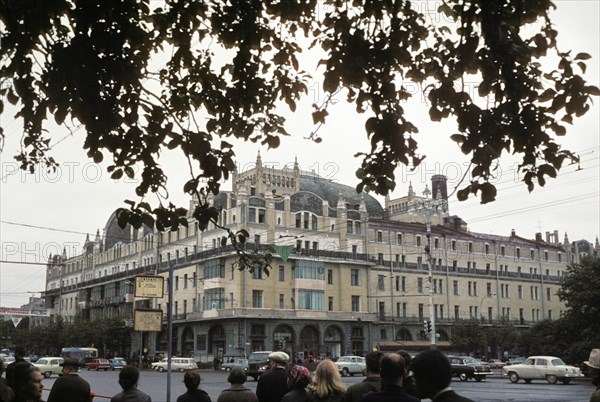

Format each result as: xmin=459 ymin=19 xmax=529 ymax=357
xmin=134 ymin=275 xmax=164 ymax=298
xmin=134 ymin=309 xmax=163 ymax=332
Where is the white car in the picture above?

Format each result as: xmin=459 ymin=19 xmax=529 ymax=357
xmin=151 ymin=357 xmax=196 ymax=372
xmin=335 ymin=356 xmax=366 ymax=376
xmin=503 ymin=355 xmax=584 ymax=384
xmin=33 ymin=357 xmax=65 ymax=378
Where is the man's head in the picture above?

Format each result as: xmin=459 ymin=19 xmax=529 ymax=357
xmin=14 ymin=346 xmax=27 ymax=359
xmin=379 ymin=353 xmax=407 ymax=386
xmin=364 ymin=351 xmax=383 ymax=375
xmin=227 ymin=367 xmax=247 ymax=385
xmin=411 ymin=350 xmax=451 ymax=399
xmin=12 ymin=362 xmax=43 ymax=400
xmin=268 ymin=351 xmax=289 ymax=368
xmin=60 ymin=358 xmax=82 ymax=375
xmin=183 ymin=370 xmax=201 ymax=391
xmin=584 ymin=349 xmax=600 ymax=386
xmin=119 ymin=365 xmax=140 ymax=391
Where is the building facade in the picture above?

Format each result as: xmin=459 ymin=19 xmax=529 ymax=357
xmin=43 ymin=155 xmax=599 ymax=361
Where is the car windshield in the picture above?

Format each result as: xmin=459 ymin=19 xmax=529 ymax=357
xmin=550 ymin=358 xmax=566 ymax=366
xmin=463 ymin=358 xmax=478 ymax=364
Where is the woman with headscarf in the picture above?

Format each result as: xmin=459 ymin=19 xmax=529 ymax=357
xmin=282 ymin=365 xmax=312 ymax=402
xmin=306 ymin=360 xmax=345 ymax=402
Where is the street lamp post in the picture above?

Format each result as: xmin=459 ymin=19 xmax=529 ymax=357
xmin=416 ymin=186 xmax=447 ymax=349
xmin=479 ymin=293 xmax=496 ymax=322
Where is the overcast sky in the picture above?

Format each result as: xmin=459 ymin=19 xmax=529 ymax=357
xmin=0 ymin=1 xmax=598 ymax=308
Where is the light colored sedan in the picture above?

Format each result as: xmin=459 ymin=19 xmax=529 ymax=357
xmin=335 ymin=356 xmax=366 ymax=377
xmin=503 ymin=356 xmax=584 ymax=384
xmin=33 ymin=357 xmax=64 ymax=378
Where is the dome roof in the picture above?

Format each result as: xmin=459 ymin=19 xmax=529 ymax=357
xmin=299 ymin=174 xmax=383 ymax=214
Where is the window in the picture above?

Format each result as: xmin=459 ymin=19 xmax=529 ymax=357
xmin=547 ymin=288 xmax=551 ymax=301
xmin=487 ymin=283 xmax=492 ymax=296
xmin=297 ymin=289 xmax=324 ymax=310
xmin=417 ymin=256 xmax=422 ymax=269
xmin=453 ymin=280 xmax=459 ymax=295
xmin=278 ymin=265 xmax=285 ymax=281
xmin=249 ymin=208 xmax=256 ymax=223
xmin=516 ymin=248 xmax=521 ymax=259
xmin=175 ymin=276 xmax=179 ymax=290
xmin=351 ymin=296 xmax=360 ymax=312
xmin=327 ymin=269 xmax=333 ymax=284
xmin=347 ymin=221 xmax=353 ymax=234
xmin=454 ymin=305 xmax=460 ymax=319
xmin=204 ymin=288 xmax=224 ymax=310
xmin=451 ymin=240 xmax=456 ymax=251
xmin=485 ymin=244 xmax=490 ymax=254
xmin=354 ymin=221 xmax=361 ymax=235
xmin=397 ymin=233 xmax=403 ymax=244
xmin=294 ymin=260 xmax=324 ymax=280
xmin=351 ymin=269 xmax=360 ymax=286
xmin=468 ymin=242 xmax=473 ymax=253
xmin=193 ymin=271 xmax=197 ymax=288
xmin=184 ymin=274 xmax=188 ymax=289
xmin=530 ymin=249 xmax=535 ymax=259
xmin=378 ymin=275 xmax=385 ymax=291
xmin=518 ymin=285 xmax=523 ymax=299
xmin=416 ymin=236 xmax=421 ymax=247
xmin=544 ymin=251 xmax=548 ymax=261
xmin=501 ymin=246 xmax=505 ymax=256
xmin=434 ymin=238 xmax=439 ymax=249
xmin=295 ymin=212 xmax=317 ymax=230
xmin=377 ymin=231 xmax=383 ymax=242
xmin=417 ymin=278 xmax=423 ymax=293
xmin=252 ymin=290 xmax=263 ymax=308
xmin=254 ymin=234 xmax=261 ymax=245
xmin=328 ymin=297 xmax=334 ymax=311
xmin=352 ymin=245 xmax=358 ymax=259
xmin=377 ymin=253 xmax=384 ymax=265
xmin=205 ymin=259 xmax=225 ymax=279
xmin=252 ymin=266 xmax=264 ymax=279
xmin=279 ymin=294 xmax=284 ymax=309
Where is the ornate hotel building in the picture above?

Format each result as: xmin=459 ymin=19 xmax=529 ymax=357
xmin=44 ymin=154 xmax=599 ymax=360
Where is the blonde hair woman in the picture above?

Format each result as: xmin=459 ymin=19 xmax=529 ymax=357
xmin=307 ymin=360 xmax=345 ymax=402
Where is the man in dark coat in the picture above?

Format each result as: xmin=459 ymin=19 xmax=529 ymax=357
xmin=361 ymin=353 xmax=419 ymax=402
xmin=343 ymin=351 xmax=382 ymax=402
xmin=256 ymin=352 xmax=290 ymax=402
xmin=6 ymin=346 xmax=29 ymax=389
xmin=47 ymin=358 xmax=91 ymax=402
xmin=411 ymin=350 xmax=474 ymax=402
xmin=217 ymin=367 xmax=257 ymax=402
xmin=176 ymin=371 xmax=211 ymax=402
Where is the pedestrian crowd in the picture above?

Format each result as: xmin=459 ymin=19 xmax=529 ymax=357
xmin=19 ymin=346 xmax=600 ymax=402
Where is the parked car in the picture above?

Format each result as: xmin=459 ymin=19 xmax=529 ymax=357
xmin=448 ymin=356 xmax=492 ymax=382
xmin=151 ymin=357 xmax=196 ymax=372
xmin=487 ymin=359 xmax=506 ymax=369
xmin=503 ymin=356 xmax=584 ymax=384
xmin=85 ymin=358 xmax=111 ymax=371
xmin=109 ymin=358 xmax=125 ymax=370
xmin=0 ymin=356 xmax=15 ymax=365
xmin=335 ymin=356 xmax=367 ymax=377
xmin=221 ymin=358 xmax=249 ymax=372
xmin=33 ymin=357 xmax=64 ymax=378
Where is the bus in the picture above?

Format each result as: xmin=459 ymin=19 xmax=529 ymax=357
xmin=60 ymin=347 xmax=99 ymax=364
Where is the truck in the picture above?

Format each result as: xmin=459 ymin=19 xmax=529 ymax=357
xmin=246 ymin=351 xmax=272 ymax=381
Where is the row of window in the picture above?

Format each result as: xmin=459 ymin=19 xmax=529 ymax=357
xmin=374 ymin=231 xmax=562 ymax=262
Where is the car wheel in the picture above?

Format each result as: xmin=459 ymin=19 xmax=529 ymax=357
xmin=524 ymin=379 xmax=532 ymax=384
xmin=158 ymin=367 xmax=165 ymax=372
xmin=87 ymin=367 xmax=91 ymax=371
xmin=475 ymin=377 xmax=483 ymax=382
xmin=104 ymin=368 xmax=108 ymax=371
xmin=509 ymin=372 xmax=519 ymax=383
xmin=546 ymin=374 xmax=558 ymax=384
xmin=342 ymin=368 xmax=350 ymax=377
xmin=44 ymin=372 xmax=51 ymax=378
xmin=225 ymin=368 xmax=231 ymax=372
xmin=459 ymin=372 xmax=468 ymax=382
xmin=560 ymin=378 xmax=571 ymax=385
xmin=179 ymin=368 xmax=185 ymax=372
xmin=252 ymin=376 xmax=259 ymax=381
xmin=362 ymin=369 xmax=367 ymax=376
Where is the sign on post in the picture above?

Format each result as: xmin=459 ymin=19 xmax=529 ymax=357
xmin=134 ymin=309 xmax=163 ymax=332
xmin=134 ymin=275 xmax=164 ymax=298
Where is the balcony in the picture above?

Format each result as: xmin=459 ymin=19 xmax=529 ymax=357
xmin=183 ymin=308 xmax=376 ymax=322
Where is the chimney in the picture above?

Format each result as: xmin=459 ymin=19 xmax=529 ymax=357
xmin=535 ymin=232 xmax=543 ymax=242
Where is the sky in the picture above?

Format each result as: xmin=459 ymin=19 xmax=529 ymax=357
xmin=0 ymin=1 xmax=598 ymax=308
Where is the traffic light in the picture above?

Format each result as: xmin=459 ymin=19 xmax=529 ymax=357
xmin=423 ymin=320 xmax=428 ymax=332
xmin=423 ymin=320 xmax=432 ymax=333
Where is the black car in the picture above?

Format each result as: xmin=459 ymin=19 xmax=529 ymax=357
xmin=448 ymin=356 xmax=492 ymax=382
